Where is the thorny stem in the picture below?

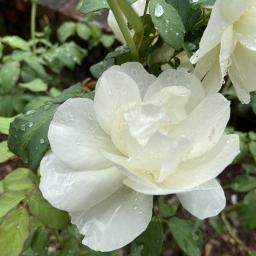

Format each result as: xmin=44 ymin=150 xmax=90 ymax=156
xmin=107 ymin=0 xmax=139 ymax=60
xmin=31 ymin=0 xmax=38 ymax=53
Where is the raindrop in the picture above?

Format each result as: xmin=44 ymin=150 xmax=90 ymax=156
xmin=28 ymin=122 xmax=33 ymax=128
xmin=40 ymin=138 xmax=45 ymax=144
xmin=154 ymin=4 xmax=164 ymax=17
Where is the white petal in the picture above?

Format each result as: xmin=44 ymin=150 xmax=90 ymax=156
xmin=117 ymin=62 xmax=156 ymax=97
xmin=201 ymin=53 xmax=223 ymax=94
xmin=147 ymin=86 xmax=190 ymax=124
xmin=124 ymin=134 xmax=239 ymax=195
xmin=70 ymin=186 xmax=153 ymax=252
xmin=144 ymin=69 xmax=205 ymax=111
xmin=194 ymin=46 xmax=220 ymax=81
xmin=39 ymin=152 xmax=124 ymax=212
xmin=126 ymin=133 xmax=183 ymax=183
xmin=123 ymin=103 xmax=170 ymax=146
xmin=191 ymin=0 xmax=250 ymax=63
xmin=170 ymin=93 xmax=230 ymax=159
xmin=235 ymin=8 xmax=256 ymax=51
xmin=177 ymin=179 xmax=226 ymax=219
xmin=107 ymin=11 xmax=126 ymax=43
xmin=48 ymin=98 xmax=117 ymax=170
xmin=228 ymin=43 xmax=256 ymax=103
xmin=94 ymin=70 xmax=141 ymax=134
xmin=220 ymin=25 xmax=235 ymax=79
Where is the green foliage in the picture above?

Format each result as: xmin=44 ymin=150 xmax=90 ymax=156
xmin=0 ymin=191 xmax=26 ymax=218
xmin=0 ymin=116 xmax=15 ymax=135
xmin=158 ymin=196 xmax=179 ymax=218
xmin=8 ymin=83 xmax=92 ymax=171
xmin=149 ymin=0 xmax=185 ymax=50
xmin=0 ymin=141 xmax=14 ymax=163
xmin=79 ymin=0 xmax=137 ymax=14
xmin=131 ymin=218 xmax=164 ymax=256
xmin=0 ymin=208 xmax=30 ymax=256
xmin=28 ymin=191 xmax=70 ymax=229
xmin=19 ymin=79 xmax=48 ymax=92
xmin=240 ymin=190 xmax=256 ymax=230
xmin=230 ymin=175 xmax=256 ymax=192
xmin=169 ymin=218 xmax=203 ymax=256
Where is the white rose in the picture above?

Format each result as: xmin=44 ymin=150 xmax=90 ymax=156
xmin=39 ymin=62 xmax=239 ymax=252
xmin=107 ymin=0 xmax=147 ymax=43
xmin=191 ymin=0 xmax=256 ymax=103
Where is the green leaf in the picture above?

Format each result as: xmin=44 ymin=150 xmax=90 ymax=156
xmin=2 ymin=36 xmax=30 ymax=51
xmin=55 ymin=42 xmax=87 ymax=70
xmin=0 ymin=116 xmax=15 ymax=135
xmin=28 ymin=191 xmax=70 ymax=229
xmin=166 ymin=0 xmax=190 ymax=26
xmin=90 ymin=58 xmax=115 ymax=79
xmin=149 ymin=0 xmax=185 ymax=50
xmin=58 ymin=22 xmax=77 ymax=42
xmin=76 ymin=23 xmax=91 ymax=41
xmin=198 ymin=0 xmax=216 ymax=8
xmin=0 ymin=141 xmax=14 ymax=163
xmin=0 ymin=191 xmax=26 ymax=218
xmin=0 ymin=208 xmax=29 ymax=256
xmin=25 ymin=96 xmax=51 ymax=111
xmin=4 ymin=168 xmax=34 ymax=192
xmin=240 ymin=190 xmax=256 ymax=230
xmin=208 ymin=216 xmax=224 ymax=235
xmin=169 ymin=217 xmax=203 ymax=256
xmin=230 ymin=175 xmax=256 ymax=192
xmin=0 ymin=61 xmax=20 ymax=92
xmin=100 ymin=35 xmax=115 ymax=48
xmin=79 ymin=0 xmax=137 ymax=14
xmin=49 ymin=88 xmax=61 ymax=97
xmin=249 ymin=142 xmax=256 ymax=161
xmin=24 ymin=57 xmax=52 ymax=83
xmin=19 ymin=79 xmax=48 ymax=92
xmin=131 ymin=218 xmax=164 ymax=256
xmin=8 ymin=83 xmax=89 ymax=170
xmin=8 ymin=103 xmax=57 ymax=170
xmin=158 ymin=196 xmax=179 ymax=218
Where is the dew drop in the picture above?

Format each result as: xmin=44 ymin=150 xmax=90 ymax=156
xmin=28 ymin=122 xmax=33 ymax=128
xmin=40 ymin=138 xmax=45 ymax=144
xmin=154 ymin=4 xmax=164 ymax=17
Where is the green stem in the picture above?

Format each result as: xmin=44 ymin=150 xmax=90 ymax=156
xmin=118 ymin=0 xmax=143 ymax=34
xmin=107 ymin=0 xmax=138 ymax=60
xmin=221 ymin=212 xmax=250 ymax=253
xmin=31 ymin=0 xmax=37 ymax=53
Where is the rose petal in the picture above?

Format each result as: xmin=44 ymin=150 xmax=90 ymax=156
xmin=144 ymin=69 xmax=205 ymax=111
xmin=70 ymin=186 xmax=153 ymax=252
xmin=124 ymin=134 xmax=239 ymax=195
xmin=94 ymin=70 xmax=141 ymax=134
xmin=170 ymin=93 xmax=230 ymax=159
xmin=48 ymin=98 xmax=117 ymax=170
xmin=40 ymin=152 xmax=124 ymax=212
xmin=177 ymin=179 xmax=226 ymax=219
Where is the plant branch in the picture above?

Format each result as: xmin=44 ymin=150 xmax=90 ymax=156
xmin=107 ymin=0 xmax=138 ymax=60
xmin=118 ymin=0 xmax=143 ymax=34
xmin=31 ymin=0 xmax=38 ymax=53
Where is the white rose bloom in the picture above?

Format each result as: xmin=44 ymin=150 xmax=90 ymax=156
xmin=191 ymin=0 xmax=256 ymax=103
xmin=107 ymin=0 xmax=147 ymax=43
xmin=40 ymin=62 xmax=239 ymax=252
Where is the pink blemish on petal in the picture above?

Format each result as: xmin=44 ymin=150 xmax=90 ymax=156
xmin=209 ymin=128 xmax=215 ymax=142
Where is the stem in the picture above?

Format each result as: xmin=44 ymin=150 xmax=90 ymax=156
xmin=118 ymin=0 xmax=143 ymax=34
xmin=107 ymin=0 xmax=138 ymax=60
xmin=221 ymin=212 xmax=250 ymax=252
xmin=31 ymin=0 xmax=37 ymax=53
